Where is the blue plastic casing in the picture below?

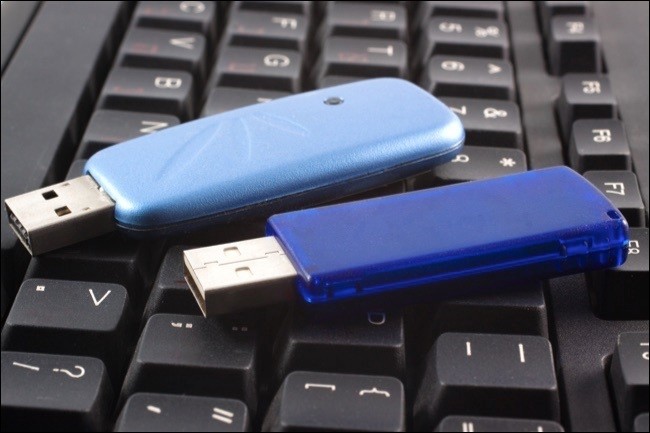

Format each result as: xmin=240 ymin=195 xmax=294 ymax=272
xmin=84 ymin=78 xmax=464 ymax=235
xmin=267 ymin=167 xmax=629 ymax=304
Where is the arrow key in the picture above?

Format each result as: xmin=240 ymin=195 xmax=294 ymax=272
xmin=0 ymin=279 xmax=132 ymax=385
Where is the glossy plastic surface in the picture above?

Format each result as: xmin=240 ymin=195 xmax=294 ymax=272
xmin=84 ymin=78 xmax=464 ymax=234
xmin=267 ymin=167 xmax=629 ymax=304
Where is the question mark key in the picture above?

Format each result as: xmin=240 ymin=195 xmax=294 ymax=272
xmin=2 ymin=352 xmax=112 ymax=430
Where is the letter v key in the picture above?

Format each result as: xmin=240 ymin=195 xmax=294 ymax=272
xmin=89 ymin=289 xmax=111 ymax=306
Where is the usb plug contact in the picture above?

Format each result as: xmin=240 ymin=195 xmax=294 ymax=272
xmin=184 ymin=237 xmax=297 ymax=316
xmin=5 ymin=175 xmax=115 ymax=255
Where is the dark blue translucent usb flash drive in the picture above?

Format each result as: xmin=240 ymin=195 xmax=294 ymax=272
xmin=184 ymin=167 xmax=629 ymax=315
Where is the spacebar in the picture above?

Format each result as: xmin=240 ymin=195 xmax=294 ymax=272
xmin=0 ymin=1 xmax=127 ymax=312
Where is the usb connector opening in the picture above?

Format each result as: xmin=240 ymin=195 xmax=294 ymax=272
xmin=4 ymin=175 xmax=115 ymax=255
xmin=183 ymin=237 xmax=297 ymax=316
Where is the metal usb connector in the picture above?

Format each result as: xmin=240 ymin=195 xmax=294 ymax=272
xmin=183 ymin=237 xmax=297 ymax=316
xmin=4 ymin=175 xmax=115 ymax=255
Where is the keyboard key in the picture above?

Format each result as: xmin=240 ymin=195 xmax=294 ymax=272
xmin=214 ymin=45 xmax=302 ymax=92
xmin=318 ymin=2 xmax=408 ymax=41
xmin=413 ymin=1 xmax=505 ymax=36
xmin=556 ymin=74 xmax=617 ymax=142
xmin=142 ymin=246 xmax=204 ymax=322
xmin=590 ymin=228 xmax=649 ymax=320
xmin=1 ymin=351 xmax=112 ymax=431
xmin=118 ymin=28 xmax=207 ymax=84
xmin=223 ymin=10 xmax=309 ymax=51
xmin=262 ymin=371 xmax=405 ymax=432
xmin=1 ymin=279 xmax=132 ymax=383
xmin=99 ymin=67 xmax=194 ymax=120
xmin=569 ymin=119 xmax=631 ymax=173
xmin=23 ymin=234 xmax=164 ymax=310
xmin=313 ymin=37 xmax=408 ymax=87
xmin=115 ymin=393 xmax=250 ymax=432
xmin=414 ymin=333 xmax=560 ymax=430
xmin=273 ymin=307 xmax=406 ymax=383
xmin=121 ymin=314 xmax=258 ymax=410
xmin=583 ymin=171 xmax=645 ymax=227
xmin=436 ymin=416 xmax=565 ymax=432
xmin=548 ymin=15 xmax=601 ymax=75
xmin=635 ymin=413 xmax=649 ymax=433
xmin=610 ymin=332 xmax=649 ymax=432
xmin=422 ymin=146 xmax=526 ymax=186
xmin=428 ymin=283 xmax=548 ymax=336
xmin=233 ymin=0 xmax=313 ymax=17
xmin=440 ymin=97 xmax=523 ymax=148
xmin=404 ymin=284 xmax=548 ymax=364
xmin=421 ymin=56 xmax=515 ymax=100
xmin=134 ymin=1 xmax=218 ymax=45
xmin=414 ymin=18 xmax=509 ymax=70
xmin=76 ymin=110 xmax=179 ymax=158
xmin=201 ymin=87 xmax=290 ymax=116
xmin=539 ymin=1 xmax=591 ymax=36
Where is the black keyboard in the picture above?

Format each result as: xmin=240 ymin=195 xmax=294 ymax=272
xmin=1 ymin=1 xmax=648 ymax=431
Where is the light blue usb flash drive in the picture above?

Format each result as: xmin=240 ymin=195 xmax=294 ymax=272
xmin=5 ymin=78 xmax=464 ymax=255
xmin=87 ymin=78 xmax=464 ymax=234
